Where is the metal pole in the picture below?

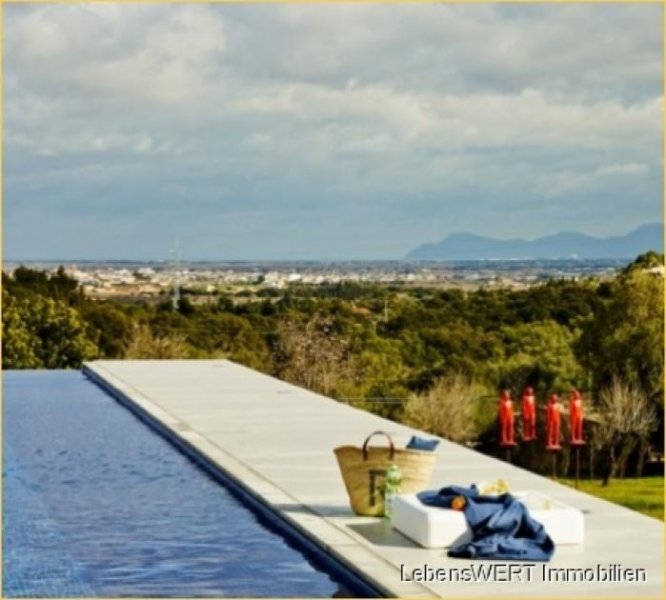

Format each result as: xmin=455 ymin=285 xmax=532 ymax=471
xmin=171 ymin=238 xmax=181 ymax=311
xmin=552 ymin=451 xmax=557 ymax=478
xmin=575 ymin=446 xmax=580 ymax=489
xmin=505 ymin=447 xmax=511 ymax=464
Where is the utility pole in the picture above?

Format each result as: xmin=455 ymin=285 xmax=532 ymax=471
xmin=384 ymin=297 xmax=389 ymax=324
xmin=171 ymin=238 xmax=181 ymax=311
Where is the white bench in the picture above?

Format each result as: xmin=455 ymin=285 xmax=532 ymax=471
xmin=392 ymin=492 xmax=584 ymax=548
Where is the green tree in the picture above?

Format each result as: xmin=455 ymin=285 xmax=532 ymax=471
xmin=8 ymin=265 xmax=81 ymax=304
xmin=10 ymin=266 xmax=49 ymax=294
xmin=82 ymin=303 xmax=134 ymax=358
xmin=177 ymin=296 xmax=196 ymax=316
xmin=2 ymin=291 xmax=42 ymax=368
xmin=186 ymin=312 xmax=270 ymax=369
xmin=342 ymin=337 xmax=412 ymax=418
xmin=49 ymin=266 xmax=81 ymax=304
xmin=485 ymin=320 xmax=585 ymax=394
xmin=578 ymin=267 xmax=664 ymax=405
xmin=2 ymin=289 xmax=97 ymax=368
xmin=621 ymin=250 xmax=664 ymax=274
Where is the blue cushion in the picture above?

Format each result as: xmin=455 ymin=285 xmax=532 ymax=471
xmin=406 ymin=436 xmax=440 ymax=451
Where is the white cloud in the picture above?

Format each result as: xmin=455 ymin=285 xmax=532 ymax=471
xmin=243 ymin=133 xmax=273 ymax=148
xmin=594 ymin=163 xmax=650 ymax=177
xmin=3 ymin=3 xmax=663 ymax=259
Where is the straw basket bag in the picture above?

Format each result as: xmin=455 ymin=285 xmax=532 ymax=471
xmin=334 ymin=430 xmax=437 ymax=516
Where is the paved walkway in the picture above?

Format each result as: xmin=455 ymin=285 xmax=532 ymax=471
xmin=83 ymin=360 xmax=663 ymax=598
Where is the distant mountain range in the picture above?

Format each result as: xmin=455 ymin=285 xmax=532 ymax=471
xmin=405 ymin=223 xmax=664 ymax=261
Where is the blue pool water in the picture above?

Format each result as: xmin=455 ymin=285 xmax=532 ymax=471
xmin=3 ymin=371 xmax=364 ymax=597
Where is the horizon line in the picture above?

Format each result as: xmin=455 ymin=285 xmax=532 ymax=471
xmin=1 ymin=256 xmax=639 ymax=264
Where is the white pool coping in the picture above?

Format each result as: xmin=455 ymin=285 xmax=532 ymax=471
xmin=82 ymin=359 xmax=664 ymax=598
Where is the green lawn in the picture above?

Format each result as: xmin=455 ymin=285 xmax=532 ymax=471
xmin=555 ymin=477 xmax=664 ymax=520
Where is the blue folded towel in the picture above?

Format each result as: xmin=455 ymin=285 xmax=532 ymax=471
xmin=406 ymin=436 xmax=440 ymax=451
xmin=418 ymin=485 xmax=555 ymax=562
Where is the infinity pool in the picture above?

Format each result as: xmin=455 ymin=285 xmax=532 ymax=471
xmin=3 ymin=371 xmax=366 ymax=597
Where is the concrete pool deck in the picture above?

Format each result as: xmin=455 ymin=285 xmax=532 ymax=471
xmin=83 ymin=359 xmax=664 ymax=598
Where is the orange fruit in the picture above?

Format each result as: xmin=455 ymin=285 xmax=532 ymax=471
xmin=451 ymin=496 xmax=466 ymax=511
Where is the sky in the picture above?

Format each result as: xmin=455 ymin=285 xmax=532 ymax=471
xmin=3 ymin=3 xmax=664 ymax=260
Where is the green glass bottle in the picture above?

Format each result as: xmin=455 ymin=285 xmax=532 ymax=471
xmin=383 ymin=463 xmax=403 ymax=520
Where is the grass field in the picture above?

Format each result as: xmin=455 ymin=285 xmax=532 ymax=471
xmin=556 ymin=476 xmax=664 ymax=520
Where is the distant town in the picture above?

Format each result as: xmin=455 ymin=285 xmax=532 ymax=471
xmin=2 ymin=259 xmax=634 ymax=301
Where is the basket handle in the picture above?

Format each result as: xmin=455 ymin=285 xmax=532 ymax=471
xmin=362 ymin=431 xmax=395 ymax=461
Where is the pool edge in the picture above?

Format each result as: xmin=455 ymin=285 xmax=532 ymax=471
xmin=82 ymin=362 xmax=418 ymax=599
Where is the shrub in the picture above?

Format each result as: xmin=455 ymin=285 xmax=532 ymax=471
xmin=124 ymin=325 xmax=193 ymax=359
xmin=402 ymin=374 xmax=485 ymax=444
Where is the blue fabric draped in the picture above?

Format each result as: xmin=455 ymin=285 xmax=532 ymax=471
xmin=417 ymin=485 xmax=555 ymax=561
